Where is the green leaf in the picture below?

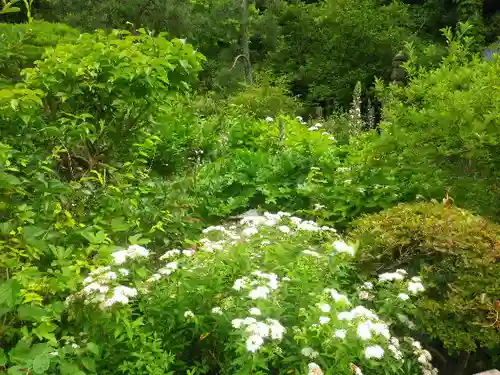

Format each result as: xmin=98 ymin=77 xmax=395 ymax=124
xmin=86 ymin=342 xmax=99 ymax=355
xmin=32 ymin=355 xmax=50 ymax=374
xmin=0 ymin=348 xmax=6 ymax=366
xmin=82 ymin=357 xmax=96 ymax=372
xmin=110 ymin=217 xmax=131 ymax=232
xmin=60 ymin=361 xmax=81 ymax=375
xmin=0 ymin=279 xmax=21 ymax=308
xmin=0 ymin=171 xmax=21 ymax=187
xmin=18 ymin=304 xmax=48 ymax=322
xmin=0 ymin=6 xmax=21 ymax=14
xmin=128 ymin=234 xmax=150 ymax=245
xmin=7 ymin=366 xmax=25 ymax=375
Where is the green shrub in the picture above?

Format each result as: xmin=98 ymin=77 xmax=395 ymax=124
xmin=0 ymin=21 xmax=79 ymax=85
xmin=349 ymin=202 xmax=500 ymax=353
xmin=20 ymin=28 xmax=204 ymax=175
xmin=226 ymin=73 xmax=302 ymax=119
xmin=358 ymin=24 xmax=500 ymax=221
xmin=191 ymin=115 xmax=338 ymax=218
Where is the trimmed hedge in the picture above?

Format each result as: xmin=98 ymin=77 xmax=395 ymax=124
xmin=349 ymin=202 xmax=500 ymax=353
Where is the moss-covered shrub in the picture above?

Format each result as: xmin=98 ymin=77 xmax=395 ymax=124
xmin=349 ymin=202 xmax=500 ymax=353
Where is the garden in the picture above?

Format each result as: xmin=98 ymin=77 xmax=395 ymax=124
xmin=1 ymin=1 xmax=500 ymax=374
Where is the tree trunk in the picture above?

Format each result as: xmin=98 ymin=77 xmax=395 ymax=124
xmin=241 ymin=0 xmax=253 ymax=84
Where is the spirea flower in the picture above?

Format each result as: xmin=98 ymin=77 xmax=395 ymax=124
xmin=364 ymin=345 xmax=384 ymax=359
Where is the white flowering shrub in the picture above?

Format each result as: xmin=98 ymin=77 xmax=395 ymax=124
xmin=65 ymin=212 xmax=436 ymax=375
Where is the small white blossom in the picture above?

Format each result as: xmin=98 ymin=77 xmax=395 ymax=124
xmin=233 ymin=278 xmax=247 ymax=291
xmin=232 ymin=319 xmax=244 ymax=328
xmin=182 ymin=249 xmax=195 ymax=257
xmin=128 ymin=245 xmax=149 ymax=258
xmin=118 ymin=268 xmax=129 ymax=276
xmin=211 ymin=307 xmax=223 ymax=315
xmin=319 ymin=316 xmax=330 ymax=325
xmin=242 ymin=317 xmax=257 ymax=325
xmin=159 ymin=249 xmax=181 ymax=260
xmin=359 ymin=291 xmax=371 ymax=300
xmin=278 ymin=225 xmax=291 ymax=233
xmin=378 ymin=272 xmax=405 ymax=282
xmin=313 ymin=203 xmax=326 ymax=210
xmin=325 ymin=288 xmax=350 ymax=305
xmin=389 ymin=345 xmax=403 ymax=360
xmin=246 ymin=334 xmax=264 ymax=352
xmin=307 ymin=363 xmax=324 ymax=375
xmin=249 ymin=307 xmax=261 ymax=316
xmin=357 ymin=322 xmax=372 ymax=340
xmin=319 ymin=303 xmax=331 ymax=313
xmin=371 ymin=322 xmax=390 ymax=339
xmin=332 ymin=240 xmax=355 ymax=256
xmin=398 ymin=293 xmax=410 ymax=301
xmin=408 ymin=282 xmax=425 ymax=294
xmin=338 ymin=311 xmax=354 ymax=321
xmin=246 ymin=322 xmax=270 ymax=338
xmin=412 ymin=341 xmax=422 ymax=350
xmin=104 ymin=272 xmax=117 ymax=280
xmin=249 ymin=286 xmax=270 ymax=300
xmin=267 ymin=319 xmax=285 ymax=340
xmin=184 ymin=311 xmax=195 ymax=318
xmin=363 ymin=282 xmax=374 ymax=289
xmin=334 ymin=329 xmax=347 ymax=339
xmin=265 ymin=116 xmax=274 ymax=122
xmin=351 ymin=306 xmax=378 ymax=320
xmin=364 ymin=345 xmax=384 ymax=359
xmin=242 ymin=227 xmax=259 ymax=236
xmin=111 ymin=250 xmax=128 ymax=265
xmin=301 ymin=347 xmax=318 ymax=358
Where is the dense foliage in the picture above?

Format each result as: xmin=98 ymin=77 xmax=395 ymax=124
xmin=1 ymin=0 xmax=500 ymax=373
xmin=350 ymin=202 xmax=500 ymax=354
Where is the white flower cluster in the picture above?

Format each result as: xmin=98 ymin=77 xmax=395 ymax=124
xmin=324 ymin=288 xmax=351 ymax=305
xmin=238 ymin=211 xmax=336 ymax=234
xmin=378 ymin=269 xmax=407 ymax=282
xmin=233 ymin=270 xmax=280 ymax=300
xmin=159 ymin=248 xmax=195 ymax=260
xmin=307 ymin=362 xmax=324 ymax=375
xmin=378 ymin=270 xmax=426 ymax=296
xmin=232 ymin=316 xmax=285 ymax=352
xmin=296 ymin=116 xmax=307 ymax=125
xmin=111 ymin=245 xmax=149 ymax=265
xmin=305 ymin=121 xmax=336 ymax=142
xmin=407 ymin=339 xmax=438 ymax=375
xmin=301 ymin=347 xmax=319 ymax=359
xmin=70 ymin=265 xmax=138 ymax=309
xmin=332 ymin=240 xmax=355 ymax=256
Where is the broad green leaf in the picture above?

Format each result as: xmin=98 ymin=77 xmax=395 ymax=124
xmin=86 ymin=342 xmax=99 ymax=355
xmin=18 ymin=304 xmax=47 ymax=322
xmin=0 ymin=348 xmax=6 ymax=366
xmin=0 ymin=279 xmax=21 ymax=308
xmin=82 ymin=357 xmax=96 ymax=372
xmin=60 ymin=361 xmax=81 ymax=375
xmin=32 ymin=355 xmax=50 ymax=374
